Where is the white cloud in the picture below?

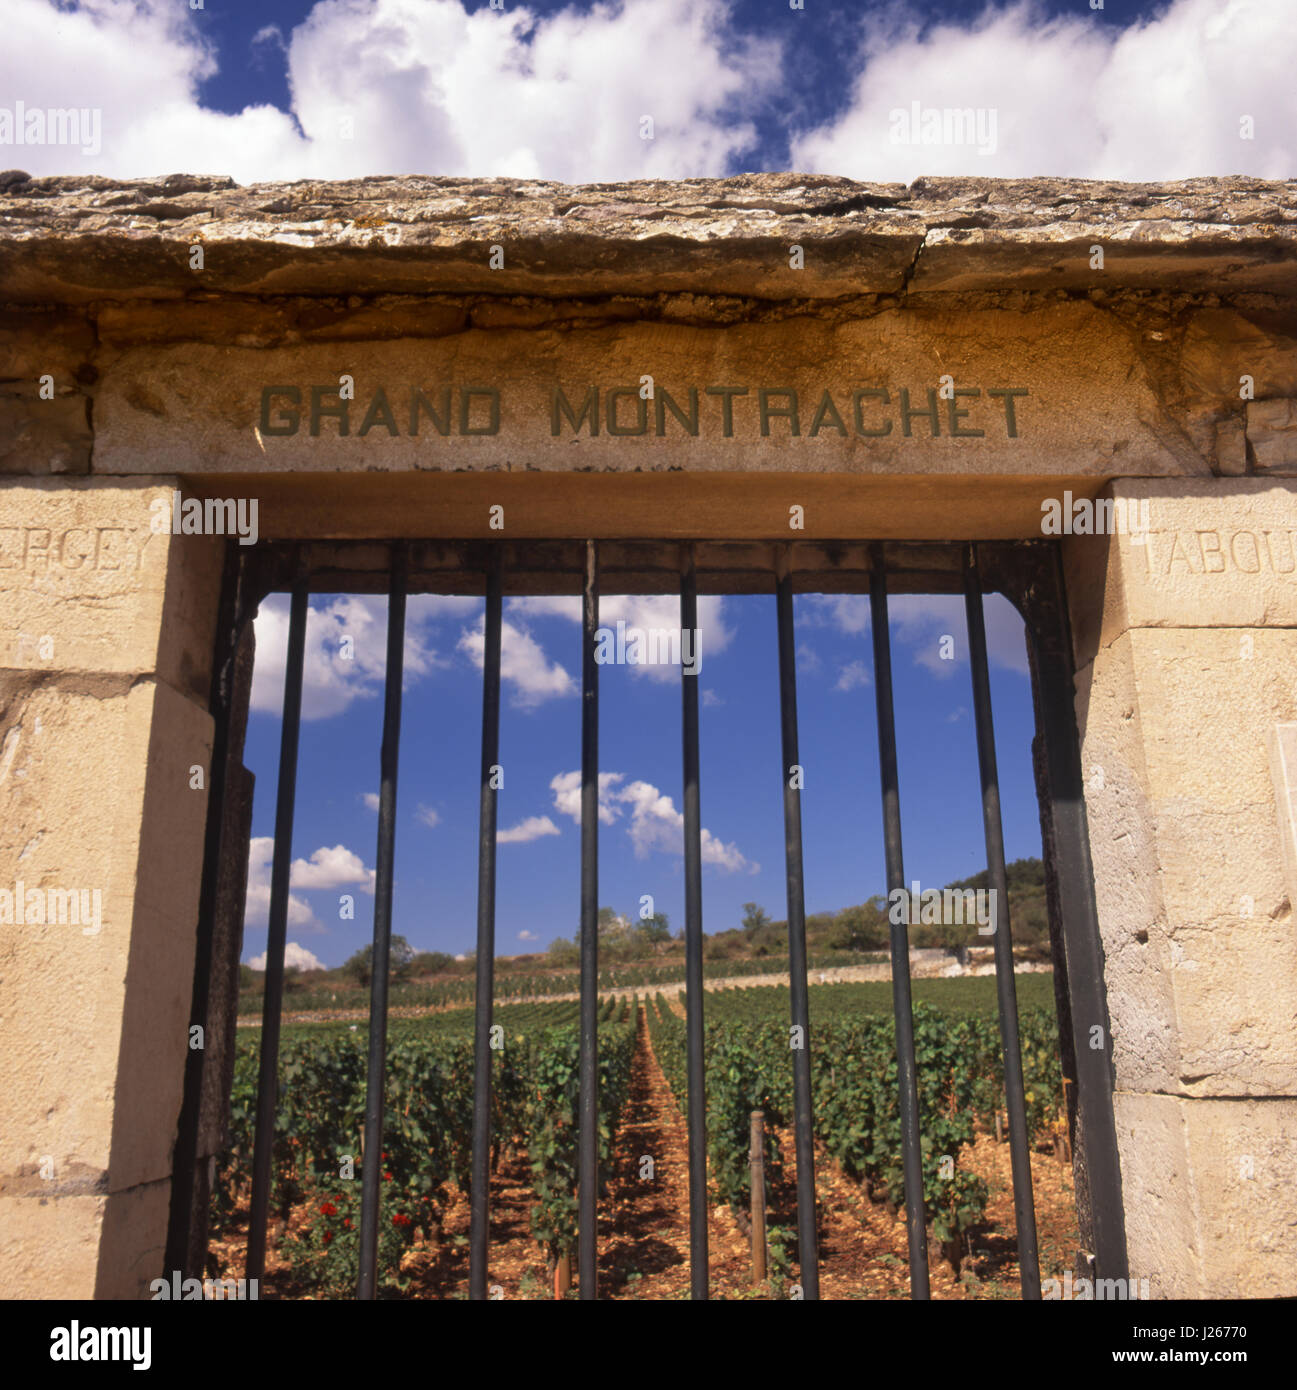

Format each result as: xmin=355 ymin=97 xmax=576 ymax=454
xmin=290 ymin=843 xmax=377 ymax=894
xmin=702 ymin=689 xmax=724 ymax=707
xmin=508 ymin=594 xmax=733 ymax=684
xmin=361 ymin=791 xmax=381 ymax=811
xmin=518 ymin=929 xmax=538 ymax=941
xmin=2 ymin=0 xmax=779 ymax=183
xmin=250 ymin=594 xmax=446 ymax=721
xmin=243 ymin=836 xmax=320 ymax=932
xmin=803 ymin=595 xmax=869 ymax=635
xmin=415 ymin=804 xmax=441 ymax=829
xmin=791 ymin=0 xmax=1297 ymax=181
xmin=498 ymin=814 xmax=561 ymax=844
xmin=549 ymin=770 xmax=755 ymax=872
xmin=247 ymin=941 xmax=325 ymax=972
xmin=835 ymin=660 xmax=870 ymax=693
xmin=458 ymin=616 xmax=576 ymax=708
xmin=550 ymin=770 xmax=627 ymax=827
xmin=5 ymin=0 xmax=1291 ymax=189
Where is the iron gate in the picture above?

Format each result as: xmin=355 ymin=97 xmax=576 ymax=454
xmin=166 ymin=537 xmax=1128 ymax=1300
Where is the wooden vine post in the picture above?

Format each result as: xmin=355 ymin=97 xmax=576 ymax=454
xmin=750 ymin=1109 xmax=768 ymax=1283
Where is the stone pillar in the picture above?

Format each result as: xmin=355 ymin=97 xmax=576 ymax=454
xmin=0 ymin=478 xmax=223 ymax=1298
xmin=1066 ymin=478 xmax=1297 ymax=1297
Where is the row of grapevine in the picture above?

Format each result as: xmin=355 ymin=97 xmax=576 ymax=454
xmin=238 ymin=951 xmax=878 ymax=1019
xmin=647 ymin=986 xmax=1064 ymax=1250
xmin=214 ymin=995 xmax=636 ymax=1294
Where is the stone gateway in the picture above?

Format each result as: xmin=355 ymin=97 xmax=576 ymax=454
xmin=1 ymin=172 xmax=1296 ymax=1300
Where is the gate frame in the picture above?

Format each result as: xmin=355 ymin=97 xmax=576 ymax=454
xmin=165 ymin=535 xmax=1128 ymax=1290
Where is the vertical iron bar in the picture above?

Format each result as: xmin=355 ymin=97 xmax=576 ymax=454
xmin=166 ymin=539 xmax=241 ymax=1278
xmin=869 ymin=545 xmax=931 ymax=1298
xmin=963 ymin=544 xmax=1042 ymax=1298
xmin=680 ymin=545 xmax=708 ymax=1299
xmin=1031 ymin=546 xmax=1129 ymax=1280
xmin=774 ymin=560 xmax=820 ymax=1299
xmin=246 ymin=575 xmax=309 ymax=1283
xmin=578 ymin=540 xmax=600 ymax=1299
xmin=470 ymin=548 xmax=503 ymax=1300
xmin=356 ymin=543 xmax=408 ymax=1299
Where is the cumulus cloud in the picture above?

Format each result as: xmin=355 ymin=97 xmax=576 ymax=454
xmin=458 ymin=616 xmax=576 ymax=708
xmin=361 ymin=791 xmax=381 ymax=811
xmin=243 ymin=836 xmax=320 ymax=932
xmin=247 ymin=941 xmax=325 ymax=972
xmin=550 ymin=770 xmax=627 ymax=827
xmin=244 ymin=838 xmax=376 ymax=933
xmin=549 ymin=770 xmax=755 ymax=872
xmin=415 ymin=804 xmax=441 ymax=829
xmin=497 ymin=815 xmax=561 ymax=844
xmin=290 ymin=843 xmax=377 ymax=893
xmin=2 ymin=0 xmax=779 ymax=182
xmin=251 ymin=593 xmax=449 ymax=721
xmin=790 ymin=0 xmax=1297 ymax=181
xmin=508 ymin=594 xmax=734 ymax=684
xmin=518 ymin=929 xmax=538 ymax=941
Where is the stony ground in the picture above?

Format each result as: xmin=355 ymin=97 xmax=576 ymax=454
xmin=211 ymin=1003 xmax=1079 ymax=1300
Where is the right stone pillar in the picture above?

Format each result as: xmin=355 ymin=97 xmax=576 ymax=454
xmin=1065 ymin=478 xmax=1297 ymax=1297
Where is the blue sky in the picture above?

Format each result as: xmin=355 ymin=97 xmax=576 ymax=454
xmin=5 ymin=1 xmax=1294 ymax=182
xmin=9 ymin=0 xmax=1290 ymax=967
xmin=241 ymin=588 xmax=1041 ymax=966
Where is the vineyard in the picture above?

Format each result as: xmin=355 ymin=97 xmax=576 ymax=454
xmin=210 ymin=975 xmax=1076 ymax=1298
xmin=236 ymin=952 xmax=881 ymax=1020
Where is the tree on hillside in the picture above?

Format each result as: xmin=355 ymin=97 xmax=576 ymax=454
xmin=547 ymin=935 xmax=579 ymax=967
xmin=741 ymin=902 xmax=771 ymax=937
xmin=410 ymin=950 xmax=453 ymax=974
xmin=342 ymin=935 xmax=415 ymax=987
xmin=830 ymin=897 xmax=890 ymax=952
xmin=637 ymin=911 xmax=671 ymax=946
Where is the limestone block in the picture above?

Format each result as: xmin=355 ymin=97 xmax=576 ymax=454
xmin=1248 ymin=397 xmax=1297 ymax=474
xmin=1111 ymin=1092 xmax=1198 ymax=1297
xmin=0 ymin=387 xmax=92 ymax=474
xmin=0 ymin=310 xmax=96 ymax=380
xmin=0 ymin=1192 xmax=106 ymax=1299
xmin=1117 ymin=1093 xmax=1297 ymax=1298
xmin=3 ymin=173 xmax=1294 ymax=302
xmin=1 ymin=1179 xmax=176 ymax=1299
xmin=1214 ymin=415 xmax=1248 ymax=476
xmin=1064 ymin=478 xmax=1297 ymax=670
xmin=96 ymin=1178 xmax=173 ymax=1299
xmin=0 ymin=678 xmax=211 ymax=1192
xmin=92 ymin=302 xmax=1205 ymax=477
xmin=1072 ymin=633 xmax=1179 ymax=1096
xmin=0 ymin=477 xmax=222 ymax=702
xmin=1184 ymin=1097 xmax=1297 ymax=1298
xmin=1079 ymin=629 xmax=1297 ymax=1096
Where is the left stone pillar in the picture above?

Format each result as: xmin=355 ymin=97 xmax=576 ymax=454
xmin=0 ymin=478 xmax=223 ymax=1298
